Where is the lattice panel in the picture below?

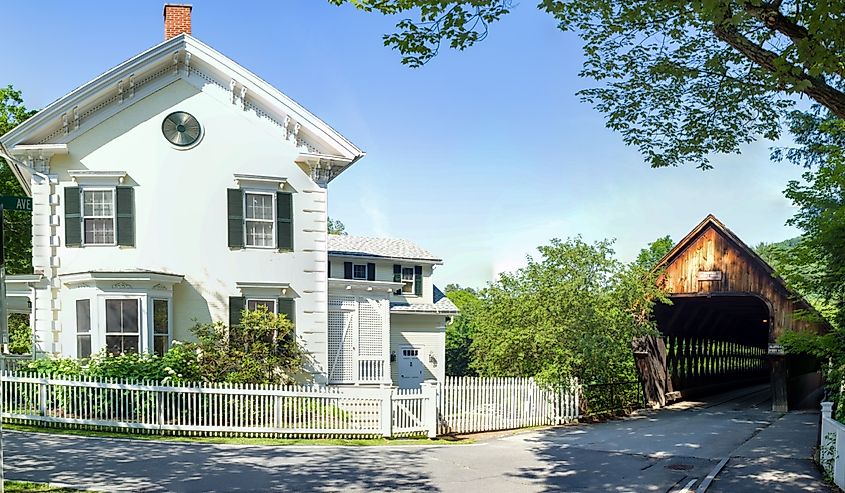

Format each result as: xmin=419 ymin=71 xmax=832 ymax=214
xmin=327 ymin=310 xmax=354 ymax=382
xmin=357 ymin=299 xmax=385 ymax=358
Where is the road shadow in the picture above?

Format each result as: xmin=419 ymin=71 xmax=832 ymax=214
xmin=6 ymin=432 xmax=440 ymax=492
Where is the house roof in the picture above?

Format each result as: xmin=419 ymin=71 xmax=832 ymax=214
xmin=328 ymin=235 xmax=442 ymax=263
xmin=1 ymin=33 xmax=365 ymax=192
xmin=390 ymin=286 xmax=459 ymax=315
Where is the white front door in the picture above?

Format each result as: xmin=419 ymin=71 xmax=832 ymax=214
xmin=398 ymin=346 xmax=424 ymax=389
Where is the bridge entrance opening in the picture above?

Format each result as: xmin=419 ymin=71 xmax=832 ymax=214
xmin=654 ymin=295 xmax=770 ymax=400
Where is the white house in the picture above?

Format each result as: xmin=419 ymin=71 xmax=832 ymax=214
xmin=0 ymin=5 xmax=456 ymax=388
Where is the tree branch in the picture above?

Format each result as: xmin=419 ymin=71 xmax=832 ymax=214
xmin=713 ymin=21 xmax=845 ymax=119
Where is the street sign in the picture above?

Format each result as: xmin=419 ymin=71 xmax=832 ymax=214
xmin=0 ymin=196 xmax=32 ymax=212
xmin=768 ymin=343 xmax=785 ymax=356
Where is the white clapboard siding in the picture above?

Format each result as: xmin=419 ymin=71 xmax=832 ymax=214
xmin=437 ymin=376 xmax=580 ymax=435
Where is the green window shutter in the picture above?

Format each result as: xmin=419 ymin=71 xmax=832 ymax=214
xmin=367 ymin=263 xmax=376 ymax=281
xmin=229 ymin=296 xmax=245 ymax=328
xmin=393 ymin=264 xmax=402 ymax=295
xmin=227 ymin=189 xmax=244 ymax=249
xmin=277 ymin=298 xmax=295 ymax=324
xmin=276 ymin=192 xmax=293 ymax=251
xmin=344 ymin=262 xmax=353 ymax=279
xmin=64 ymin=187 xmax=82 ymax=247
xmin=115 ymin=187 xmax=135 ymax=246
xmin=414 ymin=266 xmax=423 ymax=296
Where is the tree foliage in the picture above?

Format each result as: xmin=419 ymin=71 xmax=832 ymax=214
xmin=444 ymin=284 xmax=480 ymax=376
xmin=0 ymin=86 xmax=36 ymax=274
xmin=327 ymin=217 xmax=348 ymax=235
xmin=331 ymin=0 xmax=845 ymax=169
xmin=468 ymin=237 xmax=668 ymax=386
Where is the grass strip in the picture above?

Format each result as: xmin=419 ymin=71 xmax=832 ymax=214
xmin=5 ymin=481 xmax=94 ymax=493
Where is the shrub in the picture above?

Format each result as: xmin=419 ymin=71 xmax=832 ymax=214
xmin=17 ymin=308 xmax=302 ymax=385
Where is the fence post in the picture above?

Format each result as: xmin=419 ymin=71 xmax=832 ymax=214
xmin=423 ymin=380 xmax=438 ymax=439
xmin=38 ymin=379 xmax=47 ymax=416
xmin=821 ymin=402 xmax=835 ymax=474
xmin=380 ymin=385 xmax=393 ymax=438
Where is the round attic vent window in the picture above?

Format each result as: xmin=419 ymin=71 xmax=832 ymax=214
xmin=162 ymin=111 xmax=201 ymax=148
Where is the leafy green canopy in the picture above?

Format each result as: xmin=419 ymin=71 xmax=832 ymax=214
xmin=331 ymin=1 xmax=845 ymax=168
xmin=443 ymin=285 xmax=480 ymax=376
xmin=469 ymin=237 xmax=669 ymax=386
xmin=0 ymin=85 xmax=36 ymax=274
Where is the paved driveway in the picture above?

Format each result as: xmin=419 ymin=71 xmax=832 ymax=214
xmin=5 ymin=386 xmax=830 ymax=492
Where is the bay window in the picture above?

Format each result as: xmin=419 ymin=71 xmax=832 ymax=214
xmin=105 ymin=299 xmax=140 ymax=355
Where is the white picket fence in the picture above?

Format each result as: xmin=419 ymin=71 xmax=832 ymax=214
xmin=821 ymin=401 xmax=845 ymax=488
xmin=0 ymin=373 xmax=437 ymax=438
xmin=437 ymin=376 xmax=580 ymax=434
xmin=0 ymin=373 xmax=582 ymax=438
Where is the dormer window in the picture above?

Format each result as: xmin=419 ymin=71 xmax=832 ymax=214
xmin=401 ymin=267 xmax=415 ymax=294
xmin=393 ymin=264 xmax=423 ymax=296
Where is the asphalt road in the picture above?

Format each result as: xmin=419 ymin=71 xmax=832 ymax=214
xmin=4 ymin=385 xmax=830 ymax=492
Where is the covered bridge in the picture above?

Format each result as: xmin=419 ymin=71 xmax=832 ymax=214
xmin=637 ymin=215 xmax=828 ymax=412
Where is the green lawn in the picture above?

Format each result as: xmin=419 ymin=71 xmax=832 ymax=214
xmin=5 ymin=481 xmax=92 ymax=493
xmin=4 ymin=423 xmax=471 ymax=447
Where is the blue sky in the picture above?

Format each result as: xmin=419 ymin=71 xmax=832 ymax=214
xmin=3 ymin=1 xmax=805 ymax=289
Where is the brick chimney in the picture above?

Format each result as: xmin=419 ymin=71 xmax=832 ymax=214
xmin=164 ymin=4 xmax=192 ymax=40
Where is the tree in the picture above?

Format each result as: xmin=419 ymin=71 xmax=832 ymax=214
xmin=330 ymin=0 xmax=845 ymax=168
xmin=468 ymin=237 xmax=667 ymax=386
xmin=635 ymin=235 xmax=674 ymax=270
xmin=327 ymin=217 xmax=348 ymax=235
xmin=444 ymin=285 xmax=480 ymax=376
xmin=0 ymin=85 xmax=36 ymax=275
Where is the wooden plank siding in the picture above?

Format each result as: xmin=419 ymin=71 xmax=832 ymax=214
xmin=657 ymin=216 xmax=827 ymax=340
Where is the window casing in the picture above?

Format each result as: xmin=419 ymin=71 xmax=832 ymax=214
xmin=152 ymin=299 xmax=170 ymax=356
xmin=81 ymin=188 xmax=116 ymax=245
xmin=105 ymin=298 xmax=140 ymax=355
xmin=243 ymin=192 xmax=275 ymax=248
xmin=76 ymin=300 xmax=91 ymax=358
xmin=353 ymin=264 xmax=368 ymax=280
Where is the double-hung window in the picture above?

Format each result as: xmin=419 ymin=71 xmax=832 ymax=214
xmin=352 ymin=264 xmax=368 ymax=280
xmin=82 ymin=189 xmax=115 ymax=245
xmin=247 ymin=298 xmax=276 ymax=313
xmin=401 ymin=267 xmax=415 ymax=294
xmin=76 ymin=300 xmax=92 ymax=358
xmin=244 ymin=192 xmax=275 ymax=248
xmin=105 ymin=299 xmax=140 ymax=355
xmin=152 ymin=299 xmax=170 ymax=356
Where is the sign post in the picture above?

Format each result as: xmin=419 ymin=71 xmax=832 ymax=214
xmin=0 ymin=194 xmax=32 ymax=493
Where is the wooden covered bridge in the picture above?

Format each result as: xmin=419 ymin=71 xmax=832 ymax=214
xmin=636 ymin=215 xmax=828 ymax=412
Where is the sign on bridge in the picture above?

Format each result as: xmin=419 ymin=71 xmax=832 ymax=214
xmin=0 ymin=196 xmax=32 ymax=212
xmin=697 ymin=270 xmax=723 ymax=281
